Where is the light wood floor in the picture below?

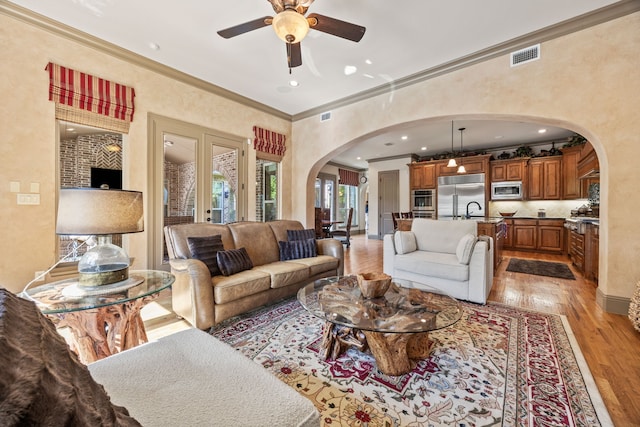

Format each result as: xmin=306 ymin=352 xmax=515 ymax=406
xmin=144 ymin=234 xmax=640 ymax=426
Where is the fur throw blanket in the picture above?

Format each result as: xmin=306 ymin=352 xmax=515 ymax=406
xmin=0 ymin=288 xmax=140 ymax=426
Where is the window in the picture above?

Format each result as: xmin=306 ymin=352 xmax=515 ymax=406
xmin=337 ymin=184 xmax=358 ymax=227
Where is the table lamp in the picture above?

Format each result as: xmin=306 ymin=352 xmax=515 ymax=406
xmin=56 ymin=188 xmax=144 ymax=288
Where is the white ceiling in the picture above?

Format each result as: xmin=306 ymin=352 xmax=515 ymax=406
xmin=8 ymin=0 xmax=626 ymax=169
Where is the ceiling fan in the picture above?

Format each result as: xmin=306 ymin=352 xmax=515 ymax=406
xmin=217 ymin=0 xmax=366 ymax=72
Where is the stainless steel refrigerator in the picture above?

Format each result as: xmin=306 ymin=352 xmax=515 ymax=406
xmin=437 ymin=173 xmax=486 ymax=220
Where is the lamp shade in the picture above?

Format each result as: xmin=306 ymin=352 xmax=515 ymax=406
xmin=272 ymin=10 xmax=310 ymax=43
xmin=56 ymin=188 xmax=144 ymax=236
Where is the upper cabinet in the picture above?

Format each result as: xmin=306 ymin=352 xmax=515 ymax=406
xmin=409 ymin=163 xmax=437 ymax=189
xmin=490 ymin=158 xmax=528 ymax=182
xmin=438 ymin=154 xmax=491 ymax=177
xmin=528 ymin=157 xmax=562 ymax=200
xmin=560 ymin=145 xmax=582 ymax=199
xmin=577 ymin=141 xmax=599 ymax=180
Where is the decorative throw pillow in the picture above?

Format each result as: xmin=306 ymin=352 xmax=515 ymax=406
xmin=279 ymin=238 xmax=317 ymax=261
xmin=287 ymin=229 xmax=316 ymax=241
xmin=394 ymin=231 xmax=417 ymax=255
xmin=216 ymin=247 xmax=254 ymax=276
xmin=456 ymin=233 xmax=477 ymax=265
xmin=187 ymin=235 xmax=224 ymax=276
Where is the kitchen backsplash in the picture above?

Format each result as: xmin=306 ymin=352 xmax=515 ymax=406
xmin=488 ymin=200 xmax=592 ymax=218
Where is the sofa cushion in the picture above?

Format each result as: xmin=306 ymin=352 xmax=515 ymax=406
xmin=411 ymin=218 xmax=477 ymax=254
xmin=394 ymin=231 xmax=417 ymax=255
xmin=287 ymin=229 xmax=316 ymax=241
xmin=394 ymin=251 xmax=470 ymax=282
xmin=228 ymin=222 xmax=281 ymax=267
xmin=455 ymin=233 xmax=477 ymax=265
xmin=217 ymin=248 xmax=253 ymax=276
xmin=286 ymin=255 xmax=339 ymax=276
xmin=279 ymin=238 xmax=317 ymax=261
xmin=212 ymin=270 xmax=272 ymax=304
xmin=253 ymin=261 xmax=310 ymax=289
xmin=187 ymin=235 xmax=224 ymax=276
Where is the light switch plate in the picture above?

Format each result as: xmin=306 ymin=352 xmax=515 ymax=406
xmin=17 ymin=193 xmax=40 ymax=205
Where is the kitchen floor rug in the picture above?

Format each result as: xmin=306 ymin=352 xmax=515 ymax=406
xmin=506 ymin=258 xmax=576 ymax=280
xmin=211 ymin=297 xmax=611 ymax=426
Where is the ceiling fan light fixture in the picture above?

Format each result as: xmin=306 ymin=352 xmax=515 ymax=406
xmin=272 ymin=10 xmax=309 ymax=43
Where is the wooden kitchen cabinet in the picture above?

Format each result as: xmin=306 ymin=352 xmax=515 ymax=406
xmin=585 ymin=223 xmax=599 ymax=282
xmin=512 ymin=219 xmax=537 ymax=250
xmin=505 ymin=218 xmax=564 ymax=253
xmin=569 ymin=230 xmax=585 ymax=272
xmin=409 ymin=163 xmax=436 ymax=189
xmin=536 ymin=219 xmax=565 ymax=253
xmin=560 ymin=145 xmax=582 ymax=199
xmin=527 ymin=157 xmax=562 ymax=200
xmin=477 ymin=220 xmax=505 ymax=272
xmin=490 ymin=158 xmax=528 ymax=182
xmin=437 ymin=154 xmax=491 ymax=176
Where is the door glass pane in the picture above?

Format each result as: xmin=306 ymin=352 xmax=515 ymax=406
xmin=163 ymin=133 xmax=196 ymax=262
xmin=338 ymin=184 xmax=358 ymax=226
xmin=211 ymin=145 xmax=237 ymax=224
xmin=256 ymin=159 xmax=278 ymax=222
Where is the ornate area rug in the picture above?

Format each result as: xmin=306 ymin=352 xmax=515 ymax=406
xmin=211 ymin=298 xmax=611 ymax=426
xmin=506 ymin=258 xmax=576 ymax=280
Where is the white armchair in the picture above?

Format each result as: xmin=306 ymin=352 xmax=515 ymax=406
xmin=383 ymin=218 xmax=493 ymax=304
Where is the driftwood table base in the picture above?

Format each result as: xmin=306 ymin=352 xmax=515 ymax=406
xmin=320 ymin=322 xmax=435 ymax=376
xmin=49 ymin=294 xmax=156 ymax=364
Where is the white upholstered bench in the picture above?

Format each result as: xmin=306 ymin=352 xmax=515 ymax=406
xmin=88 ymin=328 xmax=320 ymax=427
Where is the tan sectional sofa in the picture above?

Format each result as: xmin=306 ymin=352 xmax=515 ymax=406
xmin=164 ymin=220 xmax=344 ymax=330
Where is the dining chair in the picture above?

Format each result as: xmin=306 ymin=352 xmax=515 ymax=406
xmin=330 ymin=208 xmax=353 ymax=248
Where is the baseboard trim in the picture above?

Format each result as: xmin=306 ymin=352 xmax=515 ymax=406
xmin=596 ymin=288 xmax=630 ymax=315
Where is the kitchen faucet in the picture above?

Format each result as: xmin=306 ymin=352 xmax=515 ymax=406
xmin=466 ymin=201 xmax=482 ymax=219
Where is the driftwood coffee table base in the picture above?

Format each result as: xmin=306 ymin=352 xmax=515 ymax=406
xmin=320 ymin=322 xmax=435 ymax=376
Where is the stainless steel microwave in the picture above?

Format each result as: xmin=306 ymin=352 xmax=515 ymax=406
xmin=491 ymin=181 xmax=523 ymax=200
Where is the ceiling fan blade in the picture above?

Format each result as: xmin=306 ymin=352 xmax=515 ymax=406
xmin=287 ymin=42 xmax=302 ymax=68
xmin=307 ymin=13 xmax=366 ymax=42
xmin=217 ymin=16 xmax=272 ymax=39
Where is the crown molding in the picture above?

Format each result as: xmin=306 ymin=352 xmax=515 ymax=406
xmin=0 ymin=2 xmax=292 ymax=121
xmin=291 ymin=0 xmax=640 ymax=121
xmin=3 ymin=1 xmax=637 ymax=124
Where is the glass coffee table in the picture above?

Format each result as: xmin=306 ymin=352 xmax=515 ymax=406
xmin=21 ymin=270 xmax=174 ymax=364
xmin=297 ymin=275 xmax=462 ymax=376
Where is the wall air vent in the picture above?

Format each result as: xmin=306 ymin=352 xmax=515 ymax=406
xmin=320 ymin=111 xmax=332 ymax=122
xmin=510 ymin=44 xmax=540 ymax=67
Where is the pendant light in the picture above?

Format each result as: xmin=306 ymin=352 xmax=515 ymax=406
xmin=457 ymin=127 xmax=467 ymax=174
xmin=446 ymin=121 xmax=457 ymax=167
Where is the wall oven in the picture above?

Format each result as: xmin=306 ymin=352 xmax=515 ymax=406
xmin=491 ymin=181 xmax=523 ymax=200
xmin=412 ymin=189 xmax=435 ymax=218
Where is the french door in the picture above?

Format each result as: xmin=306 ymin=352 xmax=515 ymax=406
xmin=148 ymin=114 xmax=246 ymax=270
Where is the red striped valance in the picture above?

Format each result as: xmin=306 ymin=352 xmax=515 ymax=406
xmin=46 ymin=62 xmax=135 ymax=133
xmin=253 ymin=126 xmax=286 ymax=162
xmin=339 ymin=168 xmax=359 ymax=187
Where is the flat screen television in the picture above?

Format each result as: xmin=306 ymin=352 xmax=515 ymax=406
xmin=91 ymin=167 xmax=122 ymax=190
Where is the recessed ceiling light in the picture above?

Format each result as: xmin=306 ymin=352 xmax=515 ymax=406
xmin=538 ymin=128 xmax=547 ymax=134
xmin=356 ymin=156 xmax=361 ymax=160
xmin=66 ymin=127 xmax=75 ymax=132
xmin=289 ymin=80 xmax=299 ymax=87
xmin=494 ymin=135 xmax=504 ymax=139
xmin=362 ymin=74 xmax=374 ymax=79
xmin=149 ymin=42 xmax=160 ymax=51
xmin=421 ymin=146 xmax=427 ymax=151
xmin=344 ymin=65 xmax=357 ymax=76
xmin=365 ymin=59 xmax=372 ymax=65
xmin=401 ymin=135 xmax=408 ymax=140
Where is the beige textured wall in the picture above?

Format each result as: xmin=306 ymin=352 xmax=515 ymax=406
xmin=291 ymin=13 xmax=640 ymax=302
xmin=0 ymin=13 xmax=290 ymax=293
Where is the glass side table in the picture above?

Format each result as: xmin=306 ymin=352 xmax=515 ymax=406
xmin=21 ymin=270 xmax=174 ymax=364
